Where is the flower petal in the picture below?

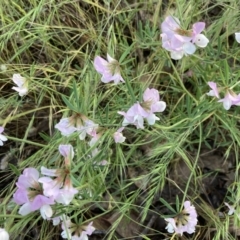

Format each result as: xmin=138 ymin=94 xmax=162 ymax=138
xmin=235 ymin=33 xmax=240 ymax=43
xmin=194 ymin=34 xmax=209 ymax=48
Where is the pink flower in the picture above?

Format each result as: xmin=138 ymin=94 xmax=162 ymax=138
xmin=55 ymin=118 xmax=76 ymax=136
xmin=118 ymin=88 xmax=166 ymax=128
xmin=192 ymin=22 xmax=209 ymax=47
xmin=77 ymin=119 xmax=98 ymax=140
xmin=161 ymin=16 xmax=192 ymax=42
xmin=161 ymin=16 xmax=209 ymax=59
xmin=61 ymin=220 xmax=95 ymax=240
xmin=13 ymin=167 xmax=54 ymax=216
xmin=165 ymin=201 xmax=198 ymax=236
xmin=142 ymin=88 xmax=166 ymax=125
xmin=206 ymin=82 xmax=219 ymax=98
xmin=118 ymin=103 xmax=146 ymax=129
xmin=94 ymin=54 xmax=125 ymax=84
xmin=12 ymin=74 xmax=28 ymax=96
xmin=0 ymin=127 xmax=7 ymax=146
xmin=55 ymin=115 xmax=98 ymax=140
xmin=218 ymin=91 xmax=240 ymax=110
xmin=113 ymin=127 xmax=126 ymax=143
xmin=38 ymin=144 xmax=78 ymax=205
xmin=59 ymin=144 xmax=74 ymax=165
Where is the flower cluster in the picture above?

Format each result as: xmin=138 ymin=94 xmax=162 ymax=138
xmin=55 ymin=115 xmax=107 ymax=165
xmin=13 ymin=145 xmax=78 ymax=218
xmin=55 ymin=114 xmax=98 ymax=139
xmin=8 ymin=13 xmax=240 ymax=239
xmin=118 ymin=88 xmax=166 ymax=129
xmin=161 ymin=16 xmax=209 ymax=60
xmin=207 ymin=82 xmax=240 ymax=110
xmin=165 ymin=201 xmax=198 ymax=236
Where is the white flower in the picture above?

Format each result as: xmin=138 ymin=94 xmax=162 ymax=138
xmin=224 ymin=202 xmax=235 ymax=215
xmin=165 ymin=201 xmax=198 ymax=236
xmin=193 ymin=34 xmax=209 ymax=48
xmin=12 ymin=74 xmax=28 ymax=96
xmin=0 ymin=228 xmax=9 ymax=240
xmin=0 ymin=127 xmax=7 ymax=146
xmin=40 ymin=205 xmax=53 ymax=219
xmin=235 ymin=32 xmax=240 ymax=43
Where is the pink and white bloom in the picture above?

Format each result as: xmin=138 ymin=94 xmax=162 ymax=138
xmin=235 ymin=33 xmax=240 ymax=43
xmin=161 ymin=16 xmax=209 ymax=59
xmin=55 ymin=118 xmax=77 ymax=136
xmin=61 ymin=220 xmax=95 ymax=240
xmin=142 ymin=88 xmax=166 ymax=125
xmin=12 ymin=74 xmax=28 ymax=96
xmin=38 ymin=145 xmax=78 ymax=205
xmin=113 ymin=127 xmax=126 ymax=143
xmin=0 ymin=228 xmax=9 ymax=240
xmin=206 ymin=82 xmax=219 ymax=98
xmin=78 ymin=119 xmax=99 ymax=140
xmin=118 ymin=103 xmax=146 ymax=129
xmin=13 ymin=167 xmax=54 ymax=216
xmin=165 ymin=201 xmax=198 ymax=236
xmin=94 ymin=54 xmax=125 ymax=84
xmin=55 ymin=114 xmax=98 ymax=140
xmin=218 ymin=91 xmax=240 ymax=110
xmin=0 ymin=127 xmax=7 ymax=146
xmin=118 ymin=88 xmax=166 ymax=129
xmin=191 ymin=22 xmax=209 ymax=48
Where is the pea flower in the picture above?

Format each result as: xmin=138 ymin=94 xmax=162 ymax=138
xmin=13 ymin=167 xmax=54 ymax=217
xmin=55 ymin=118 xmax=76 ymax=136
xmin=61 ymin=220 xmax=95 ymax=240
xmin=235 ymin=33 xmax=240 ymax=43
xmin=206 ymin=82 xmax=219 ymax=98
xmin=38 ymin=144 xmax=78 ymax=205
xmin=218 ymin=91 xmax=240 ymax=110
xmin=165 ymin=201 xmax=198 ymax=236
xmin=12 ymin=74 xmax=28 ymax=96
xmin=161 ymin=16 xmax=209 ymax=60
xmin=0 ymin=228 xmax=9 ymax=240
xmin=113 ymin=127 xmax=126 ymax=143
xmin=55 ymin=114 xmax=98 ymax=140
xmin=118 ymin=88 xmax=166 ymax=129
xmin=0 ymin=127 xmax=7 ymax=146
xmin=206 ymin=82 xmax=240 ymax=110
xmin=94 ymin=54 xmax=125 ymax=84
xmin=118 ymin=103 xmax=145 ymax=129
xmin=142 ymin=88 xmax=167 ymax=124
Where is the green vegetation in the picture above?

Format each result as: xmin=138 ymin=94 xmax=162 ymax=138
xmin=1 ymin=0 xmax=240 ymax=239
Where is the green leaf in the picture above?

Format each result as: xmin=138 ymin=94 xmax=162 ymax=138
xmin=72 ymin=80 xmax=80 ymax=110
xmin=159 ymin=197 xmax=177 ymax=214
xmin=62 ymin=95 xmax=78 ymax=112
xmin=9 ymin=163 xmax=21 ymax=176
